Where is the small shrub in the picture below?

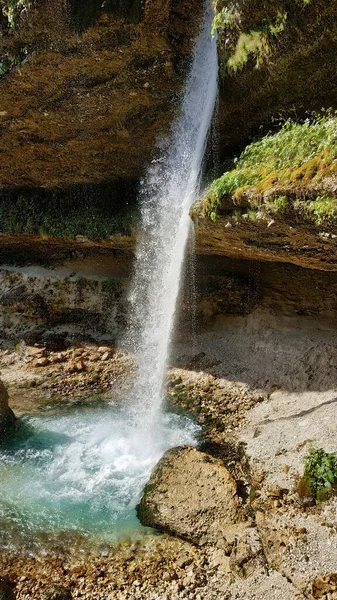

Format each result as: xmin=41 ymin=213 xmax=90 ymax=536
xmin=211 ymin=7 xmax=233 ymax=37
xmin=298 ymin=448 xmax=337 ymax=502
xmin=247 ymin=208 xmax=258 ymax=220
xmin=227 ymin=31 xmax=270 ymax=72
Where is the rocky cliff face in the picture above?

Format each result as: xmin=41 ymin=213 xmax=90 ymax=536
xmin=0 ymin=0 xmax=202 ymax=189
xmin=191 ymin=198 xmax=337 ymax=271
xmin=214 ymin=0 xmax=337 ymax=155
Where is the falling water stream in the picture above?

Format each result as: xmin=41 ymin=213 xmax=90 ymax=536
xmin=126 ymin=2 xmax=218 ymax=428
xmin=0 ymin=2 xmax=218 ymax=547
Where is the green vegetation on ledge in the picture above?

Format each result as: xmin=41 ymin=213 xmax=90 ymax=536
xmin=205 ymin=116 xmax=337 ymax=225
xmin=0 ymin=188 xmax=138 ymax=241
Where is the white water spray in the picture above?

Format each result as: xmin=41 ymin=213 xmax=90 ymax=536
xmin=126 ymin=2 xmax=218 ymax=425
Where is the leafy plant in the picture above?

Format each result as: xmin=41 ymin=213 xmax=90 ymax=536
xmin=0 ymin=62 xmax=8 ymax=76
xmin=227 ymin=31 xmax=270 ymax=72
xmin=270 ymin=195 xmax=288 ymax=214
xmin=298 ymin=448 xmax=337 ymax=501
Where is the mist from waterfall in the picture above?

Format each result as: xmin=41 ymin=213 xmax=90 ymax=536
xmin=126 ymin=2 xmax=218 ymax=426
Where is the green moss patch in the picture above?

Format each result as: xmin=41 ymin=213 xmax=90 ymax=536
xmin=204 ymin=116 xmax=337 ymax=223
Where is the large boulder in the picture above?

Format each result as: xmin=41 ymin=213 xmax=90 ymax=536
xmin=0 ymin=380 xmax=15 ymax=435
xmin=137 ymin=446 xmax=239 ymax=547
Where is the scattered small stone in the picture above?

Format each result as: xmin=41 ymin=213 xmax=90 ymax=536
xmin=97 ymin=347 xmax=112 ymax=354
xmin=36 ymin=357 xmax=50 ymax=367
xmin=72 ymin=349 xmax=83 ymax=358
xmin=27 ymin=346 xmax=45 ymax=357
xmin=267 ymin=486 xmax=283 ymax=498
xmin=67 ymin=360 xmax=86 ymax=373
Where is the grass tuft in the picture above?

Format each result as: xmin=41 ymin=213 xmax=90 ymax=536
xmin=205 ymin=116 xmax=337 ymax=222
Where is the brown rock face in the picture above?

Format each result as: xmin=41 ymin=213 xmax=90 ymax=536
xmin=191 ymin=197 xmax=337 ymax=271
xmin=137 ymin=446 xmax=239 ymax=547
xmin=311 ymin=574 xmax=337 ymax=599
xmin=0 ymin=0 xmax=202 ymax=189
xmin=0 ymin=380 xmax=15 ymax=434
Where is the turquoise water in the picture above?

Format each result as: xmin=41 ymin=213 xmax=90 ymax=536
xmin=0 ymin=403 xmax=199 ymax=549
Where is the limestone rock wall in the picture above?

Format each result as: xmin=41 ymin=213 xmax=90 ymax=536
xmin=2 ymin=237 xmax=337 ymax=345
xmin=0 ymin=257 xmax=130 ymax=343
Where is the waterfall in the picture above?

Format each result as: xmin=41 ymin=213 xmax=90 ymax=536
xmin=0 ymin=0 xmax=218 ymax=548
xmin=0 ymin=4 xmax=219 ymax=548
xmin=126 ymin=2 xmax=218 ymax=425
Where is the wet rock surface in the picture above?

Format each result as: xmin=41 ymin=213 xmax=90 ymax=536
xmin=0 ymin=379 xmax=15 ymax=434
xmin=0 ymin=0 xmax=202 ymax=189
xmin=0 ymin=537 xmax=230 ymax=600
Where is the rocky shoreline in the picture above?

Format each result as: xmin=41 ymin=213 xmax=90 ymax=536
xmin=0 ymin=330 xmax=336 ymax=599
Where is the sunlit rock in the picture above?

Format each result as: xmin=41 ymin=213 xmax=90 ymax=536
xmin=137 ymin=446 xmax=239 ymax=547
